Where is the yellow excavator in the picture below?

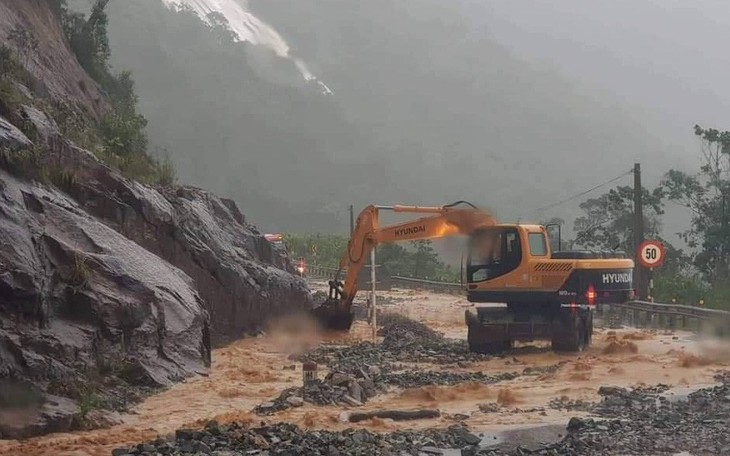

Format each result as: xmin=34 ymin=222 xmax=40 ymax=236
xmin=312 ymin=202 xmax=635 ymax=353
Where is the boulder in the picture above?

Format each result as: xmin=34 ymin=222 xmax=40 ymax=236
xmin=0 ymin=168 xmax=209 ymax=437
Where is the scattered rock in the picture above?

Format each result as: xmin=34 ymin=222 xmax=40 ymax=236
xmin=286 ymin=396 xmax=304 ymax=407
xmin=123 ymin=422 xmax=483 ymax=456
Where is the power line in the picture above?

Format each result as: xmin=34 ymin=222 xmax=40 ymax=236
xmin=532 ymin=169 xmax=633 ymax=215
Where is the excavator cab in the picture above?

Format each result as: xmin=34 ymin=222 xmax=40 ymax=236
xmin=464 ymin=224 xmax=634 ymax=353
xmin=466 ymin=227 xmax=522 ymax=283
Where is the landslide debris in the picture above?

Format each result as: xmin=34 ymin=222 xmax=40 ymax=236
xmin=297 ymin=313 xmax=491 ymax=372
xmin=257 ymin=315 xmax=554 ymax=415
xmin=539 ymin=377 xmax=730 ymax=456
xmin=115 ymin=421 xmax=485 ymax=456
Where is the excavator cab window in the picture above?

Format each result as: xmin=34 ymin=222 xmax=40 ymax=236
xmin=467 ymin=228 xmax=522 ymax=282
xmin=528 ymin=233 xmax=548 ymax=256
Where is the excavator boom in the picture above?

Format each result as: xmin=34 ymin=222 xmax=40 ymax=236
xmin=313 ymin=202 xmax=496 ymax=330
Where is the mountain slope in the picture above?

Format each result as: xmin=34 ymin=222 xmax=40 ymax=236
xmin=104 ymin=0 xmax=667 ymax=231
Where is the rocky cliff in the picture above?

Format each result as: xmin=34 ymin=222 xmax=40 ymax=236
xmin=0 ymin=0 xmax=310 ymax=439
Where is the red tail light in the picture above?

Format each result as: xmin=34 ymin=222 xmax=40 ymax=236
xmin=586 ymin=284 xmax=597 ymax=306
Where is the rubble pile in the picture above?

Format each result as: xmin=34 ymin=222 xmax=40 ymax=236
xmin=114 ymin=422 xmax=484 ymax=456
xmin=378 ymin=370 xmax=520 ymax=389
xmin=533 ymin=375 xmax=730 ymax=456
xmin=255 ymin=371 xmax=380 ymax=415
xmin=297 ymin=315 xmax=491 ymax=373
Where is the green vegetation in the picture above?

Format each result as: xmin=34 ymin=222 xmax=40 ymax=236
xmin=0 ymin=0 xmax=175 ymax=186
xmin=69 ymin=252 xmax=90 ymax=288
xmin=570 ymin=124 xmax=730 ymax=310
xmin=284 ymin=234 xmax=460 ymax=282
xmin=57 ymin=0 xmax=172 ymax=184
xmin=47 ymin=376 xmax=101 ymax=422
xmin=0 ymin=44 xmax=31 ymax=114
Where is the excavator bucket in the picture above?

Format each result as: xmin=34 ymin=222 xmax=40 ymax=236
xmin=311 ymin=298 xmax=353 ymax=330
xmin=311 ymin=280 xmax=354 ymax=330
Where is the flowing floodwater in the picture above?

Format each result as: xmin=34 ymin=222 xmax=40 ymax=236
xmin=1 ymin=283 xmax=727 ymax=456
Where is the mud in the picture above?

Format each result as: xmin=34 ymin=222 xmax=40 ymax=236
xmin=2 ymin=284 xmax=729 ymax=455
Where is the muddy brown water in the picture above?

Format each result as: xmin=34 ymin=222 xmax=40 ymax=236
xmin=1 ymin=282 xmax=727 ymax=456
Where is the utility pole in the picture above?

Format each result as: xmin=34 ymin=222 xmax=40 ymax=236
xmin=633 ymin=163 xmax=646 ymax=299
xmin=721 ymin=189 xmax=728 ymax=279
xmin=349 ymin=205 xmax=355 ymax=235
xmin=370 ymin=247 xmax=377 ymax=343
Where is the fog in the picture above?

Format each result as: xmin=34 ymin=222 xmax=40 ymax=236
xmin=98 ymin=0 xmax=730 ymax=235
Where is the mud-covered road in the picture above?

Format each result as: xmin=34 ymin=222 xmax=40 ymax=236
xmin=2 ymin=282 xmax=729 ymax=455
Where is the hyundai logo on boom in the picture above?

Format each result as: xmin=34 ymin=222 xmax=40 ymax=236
xmin=395 ymin=225 xmax=427 ymax=237
xmin=602 ymin=272 xmax=632 ymax=284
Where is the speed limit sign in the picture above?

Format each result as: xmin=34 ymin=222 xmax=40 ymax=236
xmin=638 ymin=240 xmax=665 ymax=268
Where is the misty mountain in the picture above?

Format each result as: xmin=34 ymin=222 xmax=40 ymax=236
xmin=102 ymin=0 xmax=673 ymax=232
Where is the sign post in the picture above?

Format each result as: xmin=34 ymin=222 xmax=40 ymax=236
xmin=302 ymin=362 xmax=317 ymax=401
xmin=637 ymin=240 xmax=665 ymax=301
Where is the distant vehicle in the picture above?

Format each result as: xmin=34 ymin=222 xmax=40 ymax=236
xmin=264 ymin=233 xmax=285 ymax=246
xmin=295 ymin=258 xmax=307 ymax=277
xmin=264 ymin=234 xmax=306 ymax=276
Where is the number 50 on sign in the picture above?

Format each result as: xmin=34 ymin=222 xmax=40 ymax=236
xmin=637 ymin=240 xmax=665 ymax=268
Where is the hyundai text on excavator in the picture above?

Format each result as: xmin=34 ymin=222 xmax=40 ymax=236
xmin=312 ymin=202 xmax=634 ymax=353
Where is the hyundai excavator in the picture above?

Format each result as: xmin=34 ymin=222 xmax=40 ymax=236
xmin=312 ymin=202 xmax=634 ymax=353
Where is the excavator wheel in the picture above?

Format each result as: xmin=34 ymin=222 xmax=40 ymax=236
xmin=551 ymin=308 xmax=590 ymax=353
xmin=311 ymin=299 xmax=354 ymax=331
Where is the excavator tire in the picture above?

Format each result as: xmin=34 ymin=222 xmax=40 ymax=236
xmin=311 ymin=299 xmax=354 ymax=331
xmin=551 ymin=308 xmax=591 ymax=352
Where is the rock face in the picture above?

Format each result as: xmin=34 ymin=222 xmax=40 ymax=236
xmin=0 ymin=0 xmax=110 ymax=120
xmin=50 ymin=143 xmax=312 ymax=345
xmin=0 ymin=137 xmax=311 ymax=437
xmin=0 ymin=166 xmax=210 ymax=438
xmin=0 ymin=115 xmax=32 ymax=150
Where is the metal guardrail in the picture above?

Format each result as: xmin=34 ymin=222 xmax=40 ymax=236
xmin=390 ymin=276 xmax=464 ymax=294
xmin=306 ymin=264 xmax=343 ymax=279
xmin=306 ymin=265 xmax=463 ymax=294
xmin=608 ymin=300 xmax=730 ymax=335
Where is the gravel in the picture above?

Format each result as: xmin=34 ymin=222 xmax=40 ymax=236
xmin=529 ymin=373 xmax=730 ymax=456
xmin=114 ymin=422 xmax=486 ymax=456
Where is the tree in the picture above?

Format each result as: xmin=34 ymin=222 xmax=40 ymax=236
xmin=572 ymin=185 xmax=664 ymax=254
xmin=411 ymin=240 xmax=440 ymax=279
xmin=662 ymin=125 xmax=730 ymax=281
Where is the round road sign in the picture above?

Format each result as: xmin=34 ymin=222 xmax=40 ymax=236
xmin=638 ymin=240 xmax=665 ymax=268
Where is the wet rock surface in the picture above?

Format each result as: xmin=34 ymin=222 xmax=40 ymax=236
xmin=0 ymin=126 xmax=310 ymax=437
xmin=0 ymin=169 xmax=209 ymax=438
xmin=55 ymin=144 xmax=312 ymax=345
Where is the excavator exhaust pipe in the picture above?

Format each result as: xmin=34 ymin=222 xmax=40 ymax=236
xmin=311 ymin=299 xmax=354 ymax=331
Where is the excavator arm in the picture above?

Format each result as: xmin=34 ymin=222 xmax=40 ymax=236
xmin=313 ymin=202 xmax=496 ymax=330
